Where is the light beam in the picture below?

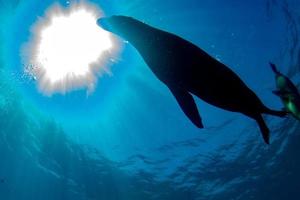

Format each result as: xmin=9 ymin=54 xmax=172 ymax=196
xmin=22 ymin=2 xmax=120 ymax=95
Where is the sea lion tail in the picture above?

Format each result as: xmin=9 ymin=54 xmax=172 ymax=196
xmin=255 ymin=114 xmax=270 ymax=144
xmin=246 ymin=112 xmax=271 ymax=144
xmin=269 ymin=62 xmax=280 ymax=75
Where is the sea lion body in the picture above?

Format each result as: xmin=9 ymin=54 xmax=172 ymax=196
xmin=98 ymin=16 xmax=286 ymax=144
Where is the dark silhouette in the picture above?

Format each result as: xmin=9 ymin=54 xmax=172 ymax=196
xmin=270 ymin=63 xmax=300 ymax=120
xmin=98 ymin=16 xmax=286 ymax=144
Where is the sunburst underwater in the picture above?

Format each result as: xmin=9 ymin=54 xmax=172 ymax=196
xmin=22 ymin=1 xmax=120 ymax=96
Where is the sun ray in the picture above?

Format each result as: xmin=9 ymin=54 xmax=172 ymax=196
xmin=23 ymin=2 xmax=120 ymax=95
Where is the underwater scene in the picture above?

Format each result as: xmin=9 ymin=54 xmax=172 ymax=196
xmin=0 ymin=0 xmax=300 ymax=199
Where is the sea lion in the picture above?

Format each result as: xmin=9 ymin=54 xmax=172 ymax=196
xmin=270 ymin=62 xmax=300 ymax=120
xmin=98 ymin=16 xmax=286 ymax=144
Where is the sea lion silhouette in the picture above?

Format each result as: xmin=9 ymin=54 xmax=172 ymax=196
xmin=270 ymin=63 xmax=300 ymax=120
xmin=98 ymin=16 xmax=286 ymax=144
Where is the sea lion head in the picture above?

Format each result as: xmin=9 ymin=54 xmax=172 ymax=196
xmin=97 ymin=15 xmax=148 ymax=41
xmin=97 ymin=15 xmax=140 ymax=38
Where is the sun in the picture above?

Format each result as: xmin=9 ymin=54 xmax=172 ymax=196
xmin=23 ymin=2 xmax=119 ymax=95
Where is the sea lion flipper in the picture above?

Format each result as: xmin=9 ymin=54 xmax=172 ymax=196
xmin=169 ymin=86 xmax=203 ymax=128
xmin=254 ymin=114 xmax=270 ymax=144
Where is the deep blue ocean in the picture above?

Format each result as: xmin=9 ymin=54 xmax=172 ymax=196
xmin=0 ymin=0 xmax=300 ymax=199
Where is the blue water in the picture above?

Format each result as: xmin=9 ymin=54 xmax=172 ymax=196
xmin=0 ymin=0 xmax=300 ymax=199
